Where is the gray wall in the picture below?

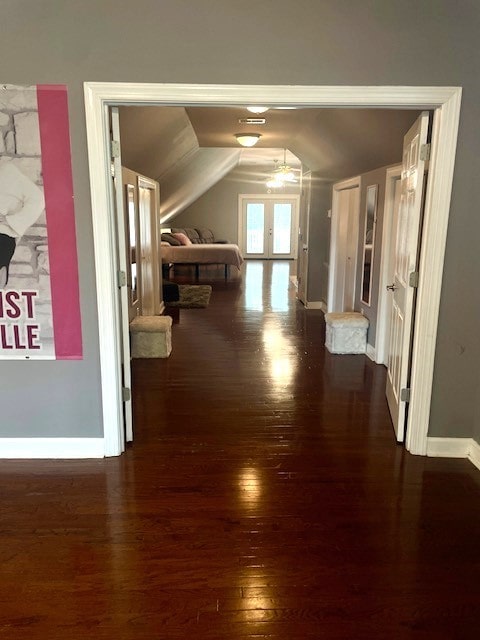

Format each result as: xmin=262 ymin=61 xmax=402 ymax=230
xmin=173 ymin=165 xmax=300 ymax=244
xmin=355 ymin=166 xmax=388 ymax=347
xmin=307 ymin=175 xmax=332 ymax=303
xmin=1 ymin=0 xmax=479 ymax=443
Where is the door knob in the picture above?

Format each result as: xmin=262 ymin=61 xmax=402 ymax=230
xmin=386 ymin=283 xmax=397 ymax=291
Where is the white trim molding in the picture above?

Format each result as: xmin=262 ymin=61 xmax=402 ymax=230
xmin=366 ymin=344 xmax=376 ymax=362
xmin=328 ymin=176 xmax=361 ymax=314
xmin=305 ymin=301 xmax=327 ymax=311
xmin=376 ymin=164 xmax=402 ymax=366
xmin=468 ymin=439 xmax=480 ymax=471
xmin=406 ymin=88 xmax=462 ymax=456
xmin=1 ymin=438 xmax=104 ymax=459
xmin=83 ymin=82 xmax=462 ymax=458
xmin=427 ymin=437 xmax=480 ymax=472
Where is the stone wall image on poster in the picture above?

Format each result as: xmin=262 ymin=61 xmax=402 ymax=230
xmin=0 ymin=85 xmax=54 ymax=357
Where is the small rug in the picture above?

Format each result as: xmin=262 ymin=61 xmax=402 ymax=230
xmin=167 ymin=284 xmax=212 ymax=308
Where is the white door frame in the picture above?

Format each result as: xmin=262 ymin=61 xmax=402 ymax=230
xmin=137 ymin=174 xmax=162 ymax=317
xmin=238 ymin=193 xmax=300 ymax=259
xmin=327 ymin=176 xmax=361 ymax=312
xmin=376 ymin=164 xmax=402 ymax=365
xmin=84 ymin=83 xmax=462 ymax=458
xmin=297 ymin=170 xmax=311 ymax=305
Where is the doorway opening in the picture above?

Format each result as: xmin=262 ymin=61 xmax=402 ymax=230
xmin=83 ymin=83 xmax=461 ymax=458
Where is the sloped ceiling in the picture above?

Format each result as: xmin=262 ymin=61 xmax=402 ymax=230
xmin=119 ymin=105 xmax=419 ymax=221
xmin=160 ymin=147 xmax=241 ymax=223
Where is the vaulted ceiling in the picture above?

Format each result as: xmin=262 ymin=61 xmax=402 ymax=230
xmin=119 ymin=105 xmax=419 ymax=221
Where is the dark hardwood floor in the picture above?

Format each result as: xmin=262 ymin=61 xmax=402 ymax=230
xmin=1 ymin=260 xmax=480 ymax=639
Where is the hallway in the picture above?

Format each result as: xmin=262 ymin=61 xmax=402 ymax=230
xmin=1 ymin=261 xmax=479 ymax=638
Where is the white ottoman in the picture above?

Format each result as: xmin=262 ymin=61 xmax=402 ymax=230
xmin=325 ymin=312 xmax=369 ymax=354
xmin=130 ymin=315 xmax=172 ymax=358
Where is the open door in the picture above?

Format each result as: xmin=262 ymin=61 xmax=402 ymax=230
xmin=386 ymin=111 xmax=430 ymax=442
xmin=297 ymin=171 xmax=311 ymax=305
xmin=110 ymin=107 xmax=133 ymax=444
xmin=137 ymin=175 xmax=161 ymax=316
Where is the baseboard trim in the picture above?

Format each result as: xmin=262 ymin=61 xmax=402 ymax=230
xmin=427 ymin=437 xmax=470 ymax=458
xmin=0 ymin=438 xmax=105 ymax=459
xmin=366 ymin=344 xmax=376 ymax=361
xmin=306 ymin=301 xmax=327 ymax=311
xmin=468 ymin=439 xmax=480 ymax=471
xmin=427 ymin=437 xmax=480 ymax=471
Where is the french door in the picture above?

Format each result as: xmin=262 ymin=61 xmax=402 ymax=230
xmin=239 ymin=195 xmax=299 ymax=259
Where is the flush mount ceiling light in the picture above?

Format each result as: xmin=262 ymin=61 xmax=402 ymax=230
xmin=235 ymin=133 xmax=261 ymax=147
xmin=247 ymin=106 xmax=269 ymax=114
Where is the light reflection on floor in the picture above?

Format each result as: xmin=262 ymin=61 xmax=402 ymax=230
xmin=244 ymin=261 xmax=296 ymax=390
xmin=270 ymin=261 xmax=290 ymax=312
xmin=244 ymin=260 xmax=291 ymax=313
xmin=245 ymin=261 xmax=264 ymax=311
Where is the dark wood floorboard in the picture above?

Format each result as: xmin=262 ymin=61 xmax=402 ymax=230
xmin=1 ymin=260 xmax=480 ymax=639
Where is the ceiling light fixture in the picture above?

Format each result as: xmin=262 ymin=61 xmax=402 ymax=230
xmin=247 ymin=106 xmax=269 ymax=114
xmin=235 ymin=133 xmax=261 ymax=147
xmin=266 ymin=150 xmax=298 ymax=188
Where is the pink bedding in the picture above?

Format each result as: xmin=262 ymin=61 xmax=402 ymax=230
xmin=161 ymin=243 xmax=244 ymax=269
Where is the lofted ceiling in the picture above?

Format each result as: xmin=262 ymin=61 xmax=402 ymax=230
xmin=119 ymin=105 xmax=419 ymax=221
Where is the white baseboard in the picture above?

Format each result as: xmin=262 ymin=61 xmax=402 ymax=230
xmin=0 ymin=438 xmax=105 ymax=459
xmin=306 ymin=301 xmax=327 ymax=311
xmin=366 ymin=344 xmax=376 ymax=361
xmin=468 ymin=439 xmax=480 ymax=471
xmin=427 ymin=437 xmax=480 ymax=471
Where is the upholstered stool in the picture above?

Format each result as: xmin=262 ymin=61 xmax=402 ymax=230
xmin=325 ymin=312 xmax=369 ymax=354
xmin=130 ymin=315 xmax=172 ymax=358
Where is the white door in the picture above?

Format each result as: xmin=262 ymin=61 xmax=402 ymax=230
xmin=110 ymin=108 xmax=132 ymax=445
xmin=386 ymin=112 xmax=430 ymax=442
xmin=328 ymin=183 xmax=360 ymax=312
xmin=240 ymin=196 xmax=299 ymax=259
xmin=297 ymin=171 xmax=311 ymax=305
xmin=138 ymin=181 xmax=156 ymax=316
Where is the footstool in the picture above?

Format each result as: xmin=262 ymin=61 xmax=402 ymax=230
xmin=325 ymin=312 xmax=369 ymax=354
xmin=130 ymin=315 xmax=172 ymax=358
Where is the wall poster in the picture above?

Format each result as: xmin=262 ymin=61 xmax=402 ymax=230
xmin=0 ymin=84 xmax=82 ymax=360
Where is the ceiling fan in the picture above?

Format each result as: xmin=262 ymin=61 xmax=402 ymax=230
xmin=266 ymin=149 xmax=298 ymax=188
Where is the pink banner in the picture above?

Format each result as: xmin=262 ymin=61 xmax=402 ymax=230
xmin=0 ymin=84 xmax=82 ymax=360
xmin=37 ymin=85 xmax=82 ymax=359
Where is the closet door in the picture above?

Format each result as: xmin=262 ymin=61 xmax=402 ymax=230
xmin=328 ymin=184 xmax=360 ymax=312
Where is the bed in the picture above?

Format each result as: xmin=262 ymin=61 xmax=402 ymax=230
xmin=161 ymin=243 xmax=244 ymax=278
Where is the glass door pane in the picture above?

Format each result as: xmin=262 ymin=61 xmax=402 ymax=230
xmin=272 ymin=203 xmax=292 ymax=254
xmin=246 ymin=203 xmax=265 ymax=254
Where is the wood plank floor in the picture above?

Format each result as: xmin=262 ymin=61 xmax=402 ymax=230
xmin=1 ymin=260 xmax=480 ymax=639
